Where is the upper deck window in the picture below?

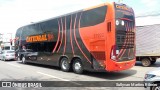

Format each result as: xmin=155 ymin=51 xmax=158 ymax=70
xmin=80 ymin=6 xmax=107 ymax=27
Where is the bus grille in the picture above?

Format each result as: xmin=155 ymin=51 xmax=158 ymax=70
xmin=116 ymin=29 xmax=135 ymax=49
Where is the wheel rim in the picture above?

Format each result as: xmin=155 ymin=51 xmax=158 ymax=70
xmin=142 ymin=59 xmax=150 ymax=66
xmin=154 ymin=86 xmax=160 ymax=90
xmin=143 ymin=60 xmax=148 ymax=66
xmin=74 ymin=62 xmax=81 ymax=71
xmin=22 ymin=57 xmax=25 ymax=63
xmin=62 ymin=60 xmax=68 ymax=70
xmin=18 ymin=57 xmax=20 ymax=61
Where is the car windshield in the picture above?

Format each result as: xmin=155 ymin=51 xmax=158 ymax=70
xmin=25 ymin=49 xmax=33 ymax=52
xmin=1 ymin=51 xmax=5 ymax=54
xmin=4 ymin=46 xmax=10 ymax=50
xmin=7 ymin=51 xmax=15 ymax=53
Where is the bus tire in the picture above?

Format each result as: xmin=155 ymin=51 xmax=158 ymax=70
xmin=150 ymin=83 xmax=160 ymax=90
xmin=72 ymin=58 xmax=83 ymax=74
xmin=17 ymin=57 xmax=20 ymax=61
xmin=141 ymin=58 xmax=151 ymax=67
xmin=22 ymin=56 xmax=26 ymax=64
xmin=60 ymin=57 xmax=70 ymax=72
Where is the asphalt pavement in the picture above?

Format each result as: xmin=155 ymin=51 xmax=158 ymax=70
xmin=0 ymin=60 xmax=159 ymax=90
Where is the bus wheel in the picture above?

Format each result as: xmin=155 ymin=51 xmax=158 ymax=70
xmin=72 ymin=59 xmax=83 ymax=74
xmin=151 ymin=83 xmax=160 ymax=90
xmin=60 ymin=57 xmax=70 ymax=72
xmin=141 ymin=58 xmax=151 ymax=67
xmin=17 ymin=57 xmax=20 ymax=61
xmin=22 ymin=56 xmax=26 ymax=64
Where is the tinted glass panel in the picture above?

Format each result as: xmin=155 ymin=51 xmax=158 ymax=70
xmin=80 ymin=6 xmax=107 ymax=27
xmin=3 ymin=46 xmax=10 ymax=50
xmin=25 ymin=42 xmax=56 ymax=53
xmin=7 ymin=51 xmax=14 ymax=53
xmin=21 ymin=25 xmax=43 ymax=40
xmin=41 ymin=19 xmax=58 ymax=33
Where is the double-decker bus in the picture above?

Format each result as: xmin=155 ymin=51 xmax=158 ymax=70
xmin=15 ymin=2 xmax=136 ymax=74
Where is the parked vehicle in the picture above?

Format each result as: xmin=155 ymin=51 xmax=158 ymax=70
xmin=15 ymin=49 xmax=37 ymax=62
xmin=1 ymin=42 xmax=14 ymax=50
xmin=136 ymin=24 xmax=160 ymax=66
xmin=1 ymin=50 xmax=15 ymax=61
xmin=144 ymin=67 xmax=160 ymax=90
xmin=0 ymin=51 xmax=3 ymax=60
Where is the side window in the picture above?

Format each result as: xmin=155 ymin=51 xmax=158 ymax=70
xmin=21 ymin=24 xmax=43 ymax=41
xmin=80 ymin=6 xmax=107 ymax=27
xmin=66 ymin=15 xmax=71 ymax=30
xmin=21 ymin=27 xmax=28 ymax=40
xmin=19 ymin=17 xmax=61 ymax=53
xmin=45 ymin=42 xmax=56 ymax=52
xmin=15 ymin=28 xmax=22 ymax=51
xmin=41 ymin=20 xmax=58 ymax=33
xmin=25 ymin=42 xmax=56 ymax=53
xmin=15 ymin=28 xmax=21 ymax=37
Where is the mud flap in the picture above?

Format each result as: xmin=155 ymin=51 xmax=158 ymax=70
xmin=92 ymin=58 xmax=105 ymax=70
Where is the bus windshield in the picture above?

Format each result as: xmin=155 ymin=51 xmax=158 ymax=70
xmin=113 ymin=3 xmax=135 ymax=62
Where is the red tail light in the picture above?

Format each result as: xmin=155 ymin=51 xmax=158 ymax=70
xmin=111 ymin=45 xmax=119 ymax=61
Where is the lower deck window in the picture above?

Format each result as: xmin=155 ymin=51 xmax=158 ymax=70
xmin=25 ymin=42 xmax=56 ymax=52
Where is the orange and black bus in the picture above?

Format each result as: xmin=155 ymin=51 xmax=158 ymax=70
xmin=15 ymin=2 xmax=136 ymax=74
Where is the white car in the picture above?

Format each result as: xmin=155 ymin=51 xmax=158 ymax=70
xmin=1 ymin=50 xmax=15 ymax=61
xmin=0 ymin=51 xmax=3 ymax=60
xmin=144 ymin=67 xmax=160 ymax=90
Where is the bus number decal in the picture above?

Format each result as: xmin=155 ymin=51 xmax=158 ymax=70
xmin=94 ymin=33 xmax=104 ymax=39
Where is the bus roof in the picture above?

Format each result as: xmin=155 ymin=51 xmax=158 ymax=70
xmin=17 ymin=2 xmax=131 ymax=29
xmin=18 ymin=2 xmax=114 ymax=29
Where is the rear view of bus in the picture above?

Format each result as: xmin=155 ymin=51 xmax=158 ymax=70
xmin=106 ymin=2 xmax=136 ymax=71
xmin=80 ymin=2 xmax=136 ymax=72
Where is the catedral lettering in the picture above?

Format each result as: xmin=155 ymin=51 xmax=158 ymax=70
xmin=116 ymin=5 xmax=132 ymax=12
xmin=26 ymin=34 xmax=47 ymax=42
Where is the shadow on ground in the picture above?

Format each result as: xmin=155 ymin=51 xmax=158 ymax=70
xmin=15 ymin=61 xmax=137 ymax=80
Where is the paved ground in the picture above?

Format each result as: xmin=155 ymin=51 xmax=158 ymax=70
xmin=0 ymin=59 xmax=159 ymax=90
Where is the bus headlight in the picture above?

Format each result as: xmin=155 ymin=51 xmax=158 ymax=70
xmin=111 ymin=55 xmax=116 ymax=60
xmin=121 ymin=20 xmax=125 ymax=26
xmin=110 ymin=45 xmax=119 ymax=61
xmin=116 ymin=20 xmax=119 ymax=26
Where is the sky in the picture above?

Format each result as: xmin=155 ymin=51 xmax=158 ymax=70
xmin=0 ymin=0 xmax=160 ymax=40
